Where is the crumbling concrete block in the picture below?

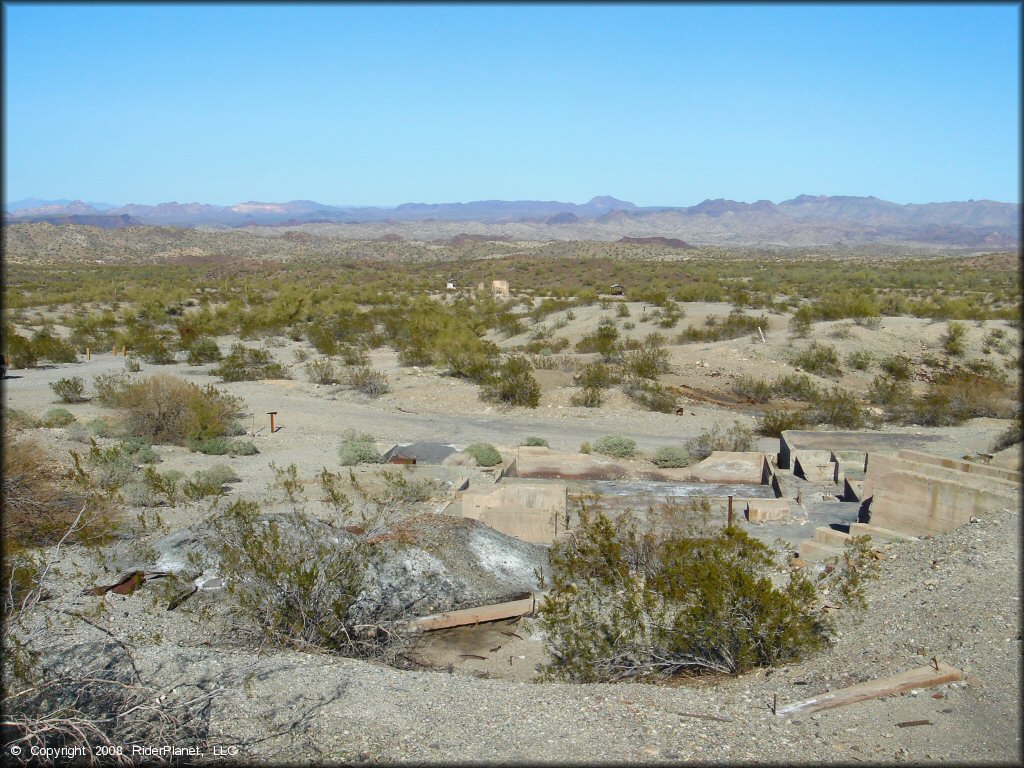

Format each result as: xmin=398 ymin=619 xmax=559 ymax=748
xmin=745 ymin=498 xmax=792 ymax=523
xmin=506 ymin=447 xmax=628 ymax=480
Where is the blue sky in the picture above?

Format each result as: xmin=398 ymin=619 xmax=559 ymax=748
xmin=3 ymin=2 xmax=1020 ymax=206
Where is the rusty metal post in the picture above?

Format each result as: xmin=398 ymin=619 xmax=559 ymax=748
xmin=727 ymin=495 xmax=734 ymax=528
xmin=267 ymin=411 xmax=278 ymax=433
xmin=122 ymin=346 xmax=128 ymax=357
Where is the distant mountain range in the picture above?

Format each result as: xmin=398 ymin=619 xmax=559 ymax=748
xmin=3 ymin=194 xmax=1019 ymax=247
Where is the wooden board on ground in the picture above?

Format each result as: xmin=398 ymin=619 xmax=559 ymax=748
xmin=775 ymin=661 xmax=964 ymax=717
xmin=400 ymin=594 xmax=538 ymax=633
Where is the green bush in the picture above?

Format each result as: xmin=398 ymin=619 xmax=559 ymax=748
xmin=304 ymin=357 xmax=338 ymax=385
xmin=592 ymin=435 xmax=637 ymax=458
xmin=650 ymin=446 xmax=691 ymax=468
xmin=41 ymin=408 xmax=76 ymax=428
xmin=868 ymin=375 xmax=912 ymax=408
xmin=211 ymin=498 xmax=390 ymax=657
xmin=622 ymin=378 xmax=677 ymax=413
xmin=481 ymin=356 xmax=541 ymax=408
xmin=845 ymin=350 xmax=873 ymax=371
xmin=573 ymin=362 xmax=618 ymax=390
xmin=92 ymin=371 xmax=132 ymax=405
xmin=677 ymin=311 xmax=769 ymax=344
xmin=575 ymin=319 xmax=620 ymax=360
xmin=212 ymin=344 xmax=288 ymax=382
xmin=99 ymin=373 xmax=243 ymax=446
xmin=791 ymin=342 xmax=841 ymax=378
xmin=187 ymin=436 xmax=258 ymax=456
xmin=538 ymin=506 xmax=828 ymax=681
xmin=347 ymin=366 xmax=390 ymax=398
xmin=757 ymin=408 xmax=810 ymax=438
xmin=910 ymin=368 xmax=1013 ymax=426
xmin=941 ymin=321 xmax=967 ymax=357
xmin=4 ymin=407 xmax=40 ymax=431
xmin=185 ymin=337 xmax=222 ymax=364
xmin=733 ymin=375 xmax=774 ymax=403
xmin=686 ymin=422 xmax=754 ymax=461
xmin=878 ymin=354 xmax=913 ymax=381
xmin=809 ymin=387 xmax=865 ymax=429
xmin=49 ymin=376 xmax=87 ymax=403
xmin=521 ymin=436 xmax=550 ymax=447
xmin=992 ymin=410 xmax=1022 ymax=452
xmin=463 ymin=443 xmax=503 ymax=467
xmin=788 ymin=306 xmax=814 ymax=338
xmin=620 ymin=344 xmax=670 ymax=380
xmin=570 ymin=387 xmax=605 ymax=408
xmin=771 ymin=373 xmax=820 ymax=402
xmin=338 ymin=430 xmax=381 ymax=466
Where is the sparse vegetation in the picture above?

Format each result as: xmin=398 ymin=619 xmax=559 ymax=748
xmin=338 ymin=430 xmax=382 ymax=466
xmin=592 ymin=435 xmax=637 ymax=458
xmin=686 ymin=422 xmax=754 ymax=461
xmin=49 ymin=376 xmax=87 ymax=403
xmin=463 ymin=443 xmax=503 ymax=467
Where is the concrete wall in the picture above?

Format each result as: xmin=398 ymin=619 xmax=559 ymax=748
xmin=896 ymin=449 xmax=1022 ymax=486
xmin=864 ymin=453 xmax=1021 ymax=500
xmin=867 ymin=468 xmax=1018 ymax=536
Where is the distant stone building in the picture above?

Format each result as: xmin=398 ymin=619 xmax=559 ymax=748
xmin=609 ymin=284 xmax=625 ymax=296
xmin=491 ymin=279 xmax=510 ymax=298
xmin=446 ymin=278 xmax=457 ymax=290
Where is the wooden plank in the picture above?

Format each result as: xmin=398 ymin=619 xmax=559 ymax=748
xmin=400 ymin=594 xmax=537 ymax=633
xmin=775 ymin=662 xmax=963 ymax=717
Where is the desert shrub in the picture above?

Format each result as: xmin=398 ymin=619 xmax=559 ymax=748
xmin=733 ymin=375 xmax=774 ymax=403
xmin=87 ymin=417 xmax=116 ymax=437
xmin=828 ymin=323 xmax=853 ymax=339
xmin=911 ymin=368 xmax=1013 ymax=426
xmin=657 ymin=301 xmax=684 ymax=329
xmin=592 ymin=435 xmax=637 ymax=458
xmin=878 ymin=354 xmax=913 ymax=381
xmin=992 ymin=410 xmax=1022 ymax=452
xmin=92 ymin=371 xmax=132 ymax=406
xmin=575 ymin=319 xmax=620 ymax=360
xmin=982 ymin=327 xmax=1011 ymax=355
xmin=757 ymin=408 xmax=810 ymax=437
xmin=120 ymin=437 xmax=161 ymax=464
xmin=187 ymin=436 xmax=258 ymax=456
xmin=49 ymin=376 xmax=87 ymax=403
xmin=620 ymin=344 xmax=670 ymax=380
xmin=788 ymin=306 xmax=814 ymax=338
xmin=338 ymin=430 xmax=382 ymax=466
xmin=212 ymin=344 xmax=288 ymax=382
xmin=570 ymin=387 xmax=605 ymax=408
xmin=538 ymin=505 xmax=827 ymax=681
xmin=4 ymin=407 xmax=40 ymax=431
xmin=579 ymin=442 xmax=591 ymax=454
xmin=304 ymin=357 xmax=338 ymax=385
xmin=809 ymin=387 xmax=865 ymax=428
xmin=521 ymin=436 xmax=550 ymax=447
xmin=463 ymin=443 xmax=503 ymax=467
xmin=185 ymin=337 xmax=222 ymax=364
xmin=677 ymin=311 xmax=768 ymax=344
xmin=86 ymin=441 xmax=139 ymax=490
xmin=346 ymin=366 xmax=390 ymax=398
xmin=105 ymin=373 xmax=242 ymax=446
xmin=574 ymin=362 xmax=618 ymax=390
xmin=29 ymin=328 xmax=77 ymax=364
xmin=124 ymin=355 xmax=142 ymax=372
xmin=845 ymin=350 xmax=873 ymax=371
xmin=941 ymin=321 xmax=967 ymax=357
xmin=481 ymin=356 xmax=541 ymax=408
xmin=195 ymin=464 xmax=241 ymax=487
xmin=868 ymin=375 xmax=912 ymax=408
xmin=3 ymin=430 xmax=83 ymax=550
xmin=650 ymin=446 xmax=691 ymax=468
xmin=771 ymin=373 xmax=820 ymax=402
xmin=211 ymin=498 xmax=396 ymax=657
xmin=686 ymin=422 xmax=754 ymax=461
xmin=40 ymin=408 xmax=76 ymax=428
xmin=791 ymin=342 xmax=841 ymax=378
xmin=616 ymin=302 xmax=630 ymax=318
xmin=622 ymin=378 xmax=677 ymax=413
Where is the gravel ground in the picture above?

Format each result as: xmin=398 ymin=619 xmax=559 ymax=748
xmin=14 ymin=506 xmax=1019 ymax=765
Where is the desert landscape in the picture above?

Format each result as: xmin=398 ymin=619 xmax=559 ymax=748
xmin=2 ymin=219 xmax=1020 ymax=764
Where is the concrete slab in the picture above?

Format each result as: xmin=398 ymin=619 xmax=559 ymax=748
xmin=813 ymin=526 xmax=852 ymax=547
xmin=798 ymin=539 xmax=843 ymax=562
xmin=506 ymin=447 xmax=628 ymax=480
xmin=656 ymin=451 xmax=768 ymax=484
xmin=456 ymin=482 xmax=568 ymax=544
xmin=864 ymin=453 xmax=1021 ymax=501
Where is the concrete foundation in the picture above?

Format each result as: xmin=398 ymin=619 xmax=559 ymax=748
xmin=649 ymin=451 xmax=768 ymax=484
xmin=745 ymin=498 xmax=792 ymax=523
xmin=455 ymin=482 xmax=569 ymax=544
xmin=779 ymin=430 xmax=949 ymax=470
xmin=504 ymin=447 xmax=628 ymax=480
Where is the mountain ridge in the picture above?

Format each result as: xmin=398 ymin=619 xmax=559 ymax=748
xmin=3 ymin=194 xmax=1018 ymax=247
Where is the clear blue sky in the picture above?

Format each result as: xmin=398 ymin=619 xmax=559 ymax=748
xmin=3 ymin=2 xmax=1020 ymax=206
